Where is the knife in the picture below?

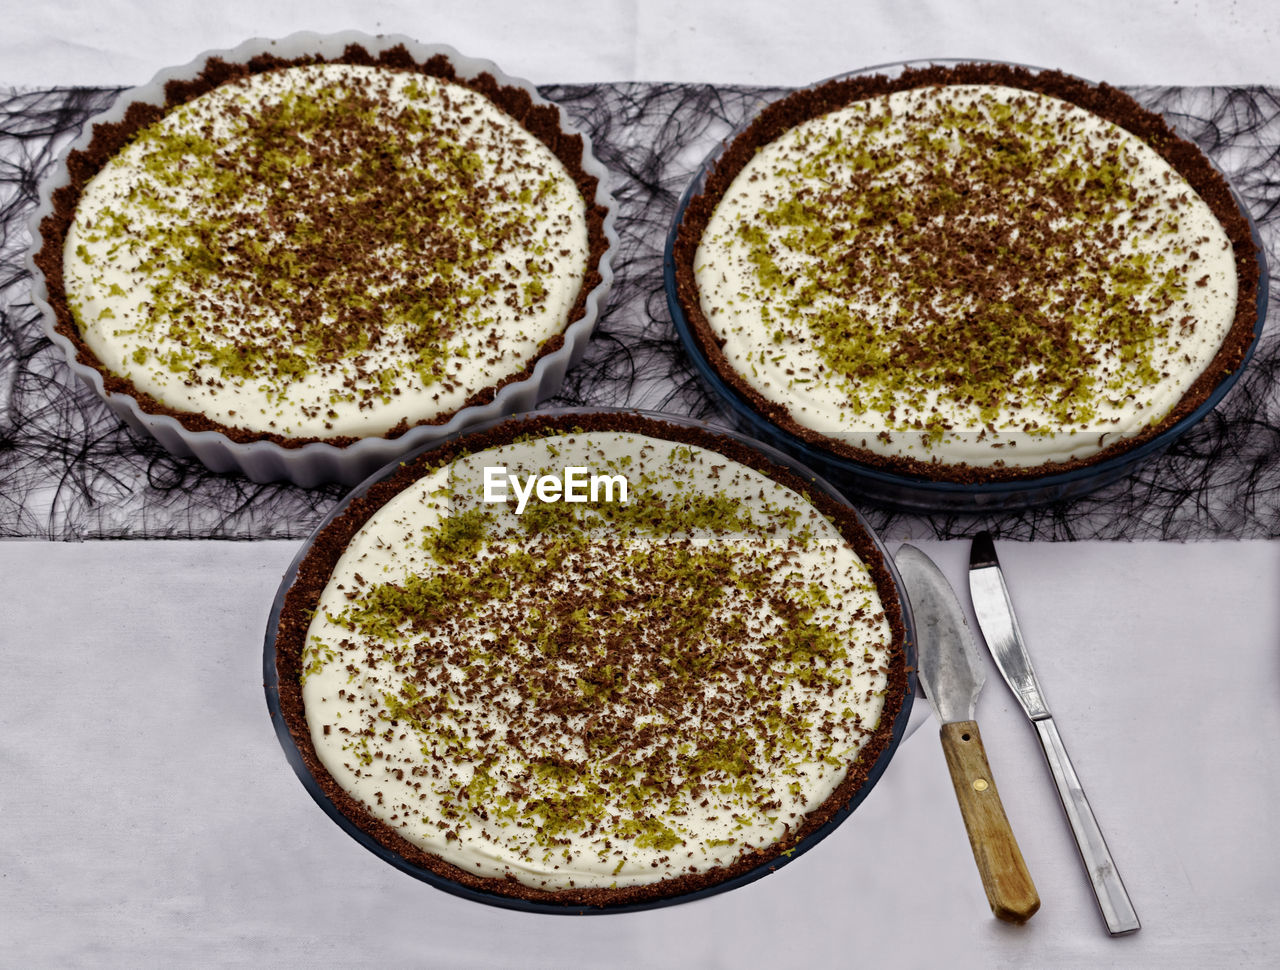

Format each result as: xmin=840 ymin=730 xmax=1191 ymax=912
xmin=968 ymin=532 xmax=1140 ymax=936
xmin=895 ymin=544 xmax=1040 ymax=924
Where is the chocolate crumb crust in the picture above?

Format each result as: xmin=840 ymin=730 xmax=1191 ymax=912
xmin=271 ymin=410 xmax=909 ymax=908
xmin=34 ymin=43 xmax=609 ymax=448
xmin=671 ymin=62 xmax=1261 ymax=484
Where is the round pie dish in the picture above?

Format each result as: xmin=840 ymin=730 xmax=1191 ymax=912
xmin=264 ymin=408 xmax=915 ymax=913
xmin=665 ymin=60 xmax=1267 ymax=511
xmin=27 ymin=32 xmax=617 ymax=487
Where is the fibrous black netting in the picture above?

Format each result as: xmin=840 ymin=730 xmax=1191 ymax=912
xmin=1 ymin=82 xmax=1277 ymax=540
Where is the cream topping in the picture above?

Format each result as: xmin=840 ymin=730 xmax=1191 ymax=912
xmin=64 ymin=63 xmax=588 ymax=439
xmin=300 ymin=430 xmax=894 ymax=891
xmin=694 ymin=83 xmax=1238 ymax=467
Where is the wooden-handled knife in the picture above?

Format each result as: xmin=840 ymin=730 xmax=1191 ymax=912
xmin=896 ymin=543 xmax=1040 ymax=924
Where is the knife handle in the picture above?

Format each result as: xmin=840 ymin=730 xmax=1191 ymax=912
xmin=1033 ymin=716 xmax=1140 ymax=936
xmin=939 ymin=720 xmax=1041 ymax=924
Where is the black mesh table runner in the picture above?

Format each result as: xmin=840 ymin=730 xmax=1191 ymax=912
xmin=2 ymin=82 xmax=1277 ymax=540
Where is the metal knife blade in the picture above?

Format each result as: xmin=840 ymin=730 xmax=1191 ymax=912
xmin=897 ymin=544 xmax=986 ymax=725
xmin=895 ymin=544 xmax=1039 ymax=924
xmin=968 ymin=532 xmax=1140 ymax=937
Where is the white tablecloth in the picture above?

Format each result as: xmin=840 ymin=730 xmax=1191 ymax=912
xmin=3 ymin=0 xmax=1279 ymax=86
xmin=3 ymin=2 xmax=1278 ymax=966
xmin=3 ymin=539 xmax=1277 ymax=968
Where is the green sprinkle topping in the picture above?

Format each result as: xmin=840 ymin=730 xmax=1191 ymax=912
xmin=302 ymin=432 xmax=896 ymax=879
xmin=702 ymin=84 xmax=1221 ymax=438
xmin=66 ymin=63 xmax=587 ymax=425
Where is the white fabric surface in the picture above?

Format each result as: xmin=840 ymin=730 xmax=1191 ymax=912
xmin=3 ymin=2 xmax=1279 ymax=966
xmin=1 ymin=0 xmax=1279 ymax=87
xmin=2 ymin=539 xmax=1277 ymax=968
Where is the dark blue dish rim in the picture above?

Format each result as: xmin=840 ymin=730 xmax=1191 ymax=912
xmin=263 ymin=406 xmax=918 ymax=915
